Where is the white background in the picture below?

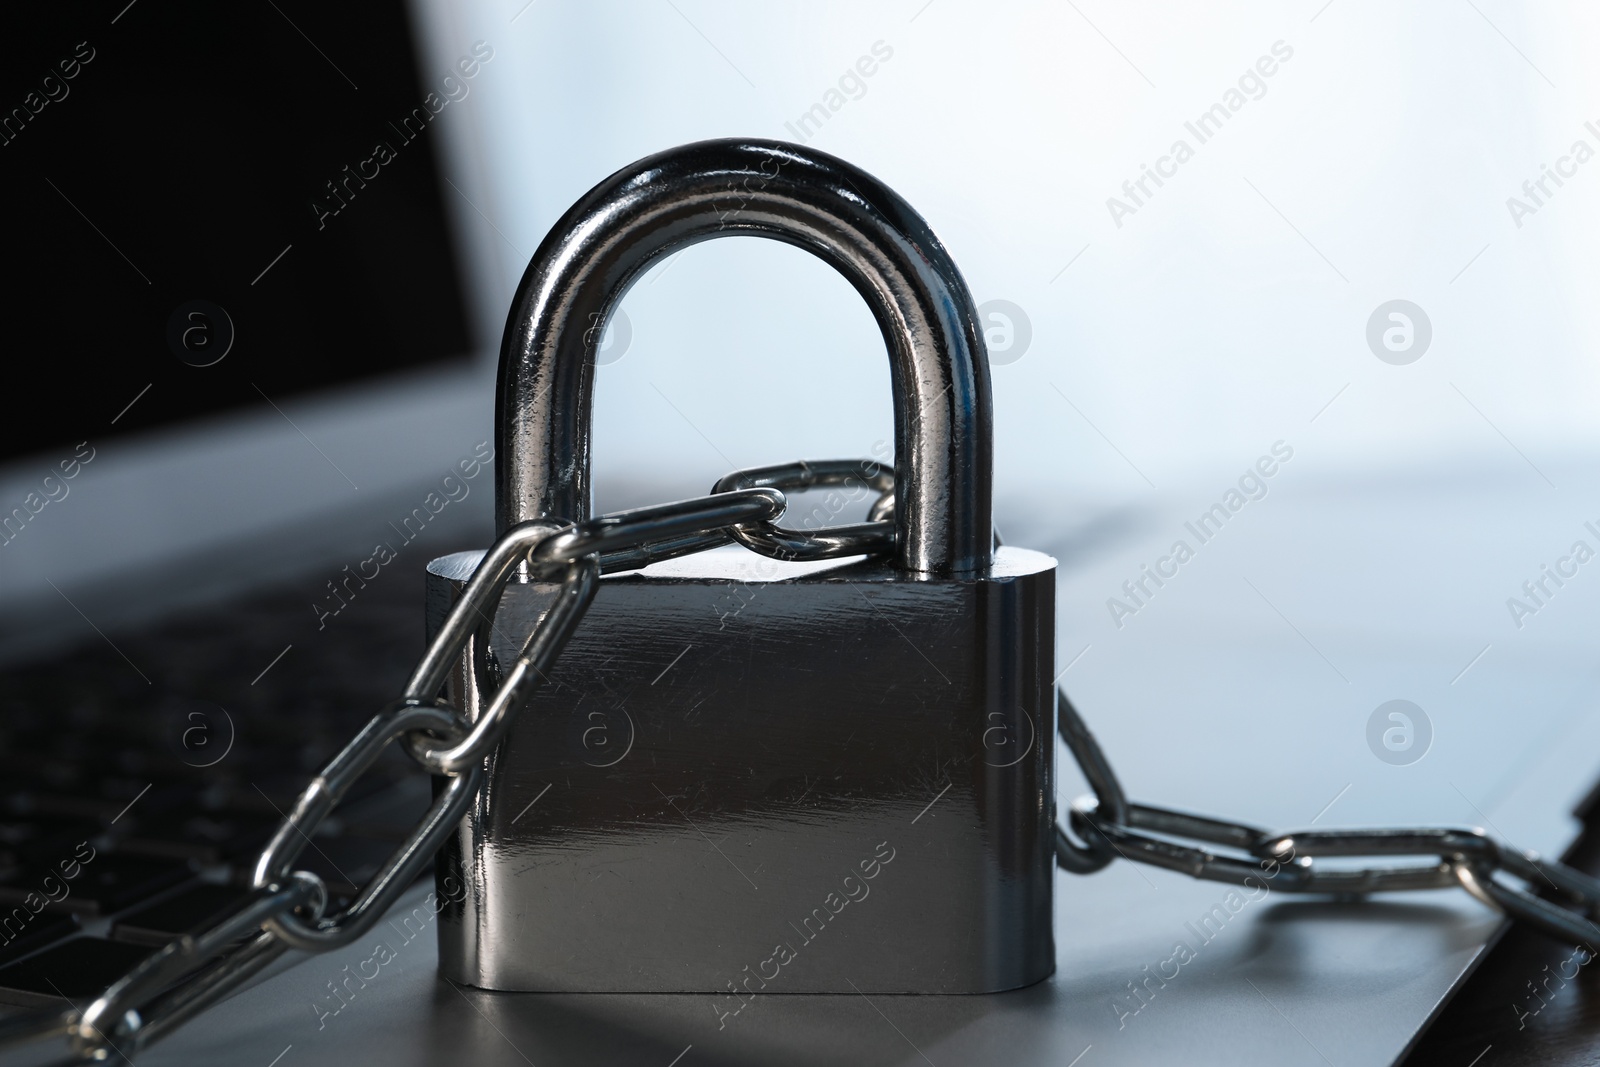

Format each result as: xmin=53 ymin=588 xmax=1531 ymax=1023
xmin=432 ymin=0 xmax=1600 ymax=504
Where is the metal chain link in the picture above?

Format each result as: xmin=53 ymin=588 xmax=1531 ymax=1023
xmin=1053 ymin=687 xmax=1600 ymax=947
xmin=9 ymin=458 xmax=1600 ymax=1063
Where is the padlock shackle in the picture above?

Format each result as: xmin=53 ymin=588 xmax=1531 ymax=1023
xmin=495 ymin=138 xmax=993 ymax=576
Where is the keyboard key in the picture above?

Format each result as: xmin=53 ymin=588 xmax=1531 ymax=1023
xmin=0 ymin=816 xmax=103 ymax=870
xmin=111 ymin=883 xmax=254 ymax=946
xmin=117 ymin=809 xmax=283 ymax=864
xmin=0 ymin=937 xmax=155 ymax=1008
xmin=0 ymin=914 xmax=77 ymax=969
xmin=0 ymin=524 xmax=450 ymax=972
xmin=0 ymin=854 xmax=193 ymax=916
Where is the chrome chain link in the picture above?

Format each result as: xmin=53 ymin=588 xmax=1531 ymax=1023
xmin=1053 ymin=688 xmax=1600 ymax=947
xmin=7 ymin=457 xmax=1600 ymax=1063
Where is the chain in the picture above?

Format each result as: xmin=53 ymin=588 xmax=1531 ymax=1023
xmin=8 ymin=457 xmax=1600 ymax=1063
xmin=5 ymin=482 xmax=800 ymax=1065
xmin=1053 ymin=687 xmax=1600 ymax=946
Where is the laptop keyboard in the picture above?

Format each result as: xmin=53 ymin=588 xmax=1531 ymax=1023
xmin=0 ymin=563 xmax=435 ymax=1010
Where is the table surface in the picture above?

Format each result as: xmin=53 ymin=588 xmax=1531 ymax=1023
xmin=136 ymin=464 xmax=1600 ymax=1067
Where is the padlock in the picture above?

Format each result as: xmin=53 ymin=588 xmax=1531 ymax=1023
xmin=425 ymin=139 xmax=1058 ymax=994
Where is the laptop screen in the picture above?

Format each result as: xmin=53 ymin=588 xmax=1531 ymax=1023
xmin=0 ymin=1 xmax=473 ymax=463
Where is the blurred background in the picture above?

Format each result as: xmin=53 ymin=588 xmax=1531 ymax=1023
xmin=5 ymin=0 xmax=1600 ymax=836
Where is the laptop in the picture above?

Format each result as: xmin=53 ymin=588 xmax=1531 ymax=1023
xmin=3 ymin=2 xmax=1595 ymax=1065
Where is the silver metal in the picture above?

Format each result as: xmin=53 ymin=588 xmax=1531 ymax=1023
xmin=454 ymin=138 xmax=1038 ymax=994
xmin=428 ymin=538 xmax=1057 ymax=993
xmin=531 ymin=487 xmax=786 ymax=569
xmin=1054 ymin=683 xmax=1600 ymax=945
xmin=258 ymin=702 xmax=464 ymax=884
xmin=257 ymin=762 xmax=484 ymax=951
xmin=3 ymin=514 xmax=607 ymax=1063
xmin=404 ymin=546 xmax=600 ymax=776
xmin=1052 ymin=686 xmax=1128 ymax=874
xmin=250 ymin=697 xmax=484 ymax=952
xmin=403 ymin=521 xmax=574 ymax=725
xmin=711 ymin=459 xmax=895 ymax=560
xmin=495 ymin=137 xmax=993 ymax=576
xmin=12 ymin=465 xmax=1600 ymax=1061
xmin=407 ymin=490 xmax=785 ymax=776
xmin=73 ymin=875 xmax=322 ymax=1056
xmin=12 ymin=141 xmax=1600 ymax=1058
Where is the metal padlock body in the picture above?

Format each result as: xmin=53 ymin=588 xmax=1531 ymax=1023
xmin=427 ymin=544 xmax=1055 ymax=994
xmin=428 ymin=139 xmax=1058 ymax=994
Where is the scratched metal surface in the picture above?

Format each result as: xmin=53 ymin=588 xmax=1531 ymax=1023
xmin=140 ymin=469 xmax=1600 ymax=1066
